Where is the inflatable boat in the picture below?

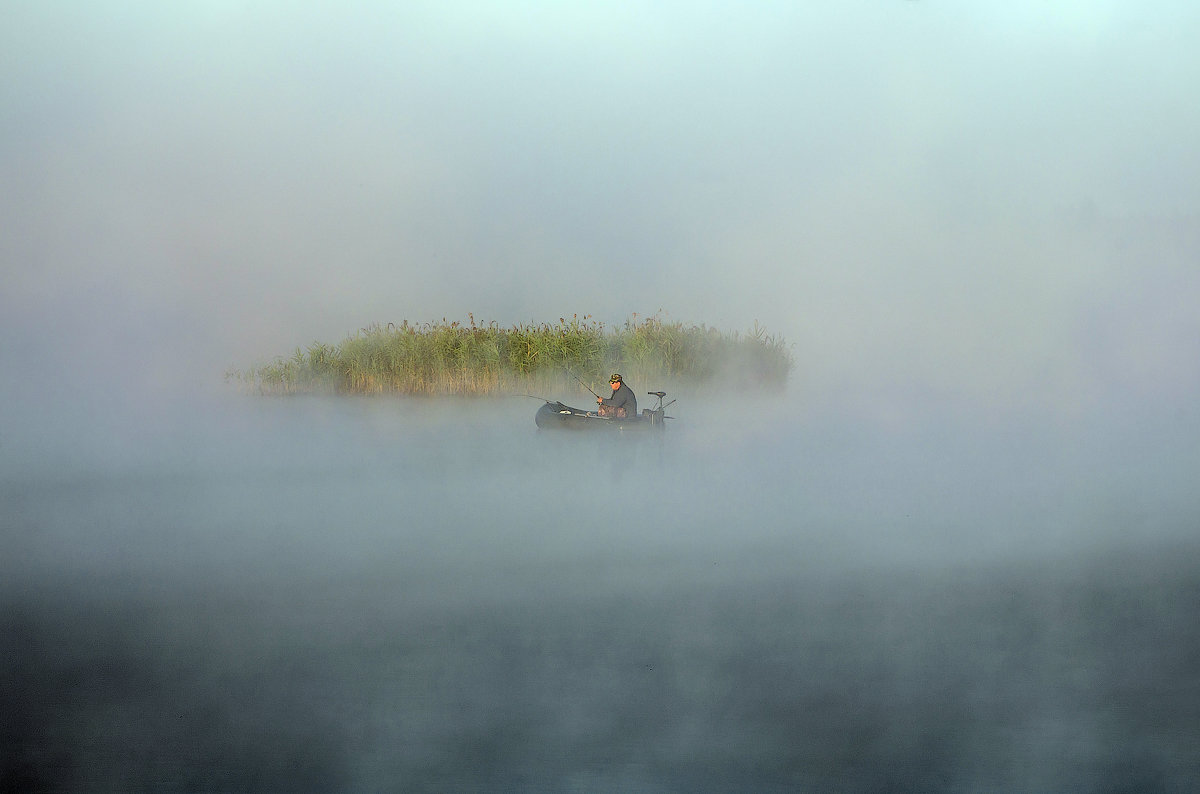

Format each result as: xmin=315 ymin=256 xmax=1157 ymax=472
xmin=534 ymin=391 xmax=673 ymax=431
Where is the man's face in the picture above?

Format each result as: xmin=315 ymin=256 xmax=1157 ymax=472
xmin=610 ymin=380 xmax=620 ymax=391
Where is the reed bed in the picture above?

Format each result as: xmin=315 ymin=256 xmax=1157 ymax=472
xmin=227 ymin=314 xmax=792 ymax=396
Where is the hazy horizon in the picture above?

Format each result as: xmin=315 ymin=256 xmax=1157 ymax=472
xmin=3 ymin=2 xmax=1198 ymax=419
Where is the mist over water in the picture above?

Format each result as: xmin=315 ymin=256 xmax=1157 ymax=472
xmin=4 ymin=1 xmax=1200 ymax=789
xmin=4 ymin=390 xmax=1198 ymax=791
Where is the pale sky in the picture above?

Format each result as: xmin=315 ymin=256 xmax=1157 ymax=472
xmin=2 ymin=1 xmax=1197 ymax=414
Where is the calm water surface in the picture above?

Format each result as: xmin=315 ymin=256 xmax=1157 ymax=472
xmin=3 ymin=392 xmax=1198 ymax=791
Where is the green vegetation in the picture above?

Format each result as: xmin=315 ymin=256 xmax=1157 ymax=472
xmin=226 ymin=314 xmax=792 ymax=396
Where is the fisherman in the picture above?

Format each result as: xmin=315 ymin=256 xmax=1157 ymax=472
xmin=597 ymin=373 xmax=637 ymax=419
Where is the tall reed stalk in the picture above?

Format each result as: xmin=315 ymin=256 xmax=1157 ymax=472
xmin=226 ymin=314 xmax=792 ymax=396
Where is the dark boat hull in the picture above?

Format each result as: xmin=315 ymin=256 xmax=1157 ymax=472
xmin=535 ymin=401 xmax=665 ymax=431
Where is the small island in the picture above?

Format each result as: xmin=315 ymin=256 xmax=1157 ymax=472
xmin=227 ymin=314 xmax=792 ymax=396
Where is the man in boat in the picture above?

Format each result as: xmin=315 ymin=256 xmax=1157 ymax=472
xmin=597 ymin=373 xmax=637 ymax=419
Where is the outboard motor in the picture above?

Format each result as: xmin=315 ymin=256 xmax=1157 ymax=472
xmin=644 ymin=391 xmax=672 ymax=426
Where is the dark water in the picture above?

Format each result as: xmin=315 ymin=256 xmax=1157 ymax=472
xmin=3 ymin=393 xmax=1199 ymax=791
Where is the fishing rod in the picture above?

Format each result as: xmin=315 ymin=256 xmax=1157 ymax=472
xmin=647 ymin=391 xmax=675 ymax=410
xmin=567 ymin=370 xmax=603 ymax=400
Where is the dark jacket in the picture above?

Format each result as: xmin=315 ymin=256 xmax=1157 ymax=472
xmin=600 ymin=382 xmax=637 ymax=418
